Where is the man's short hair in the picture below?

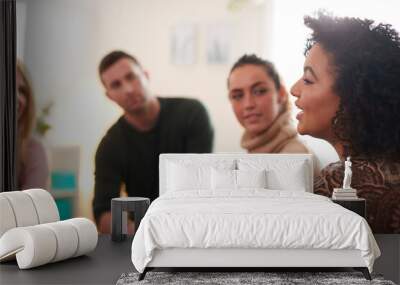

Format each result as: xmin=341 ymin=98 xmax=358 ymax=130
xmin=98 ymin=50 xmax=141 ymax=78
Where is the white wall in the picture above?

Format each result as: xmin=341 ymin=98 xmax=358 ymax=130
xmin=268 ymin=0 xmax=400 ymax=97
xmin=20 ymin=0 xmax=267 ymax=219
xmin=16 ymin=1 xmax=26 ymax=60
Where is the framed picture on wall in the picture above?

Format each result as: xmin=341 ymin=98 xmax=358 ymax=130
xmin=206 ymin=22 xmax=232 ymax=65
xmin=170 ymin=23 xmax=197 ymax=65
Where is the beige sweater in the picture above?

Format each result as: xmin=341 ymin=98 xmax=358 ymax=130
xmin=241 ymin=110 xmax=309 ymax=154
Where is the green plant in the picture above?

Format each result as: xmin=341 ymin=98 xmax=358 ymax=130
xmin=227 ymin=0 xmax=264 ymax=12
xmin=36 ymin=101 xmax=53 ymax=136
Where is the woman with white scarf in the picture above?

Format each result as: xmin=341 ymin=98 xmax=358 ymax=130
xmin=228 ymin=54 xmax=309 ymax=155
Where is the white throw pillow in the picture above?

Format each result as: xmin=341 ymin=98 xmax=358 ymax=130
xmin=266 ymin=167 xmax=306 ymax=191
xmin=237 ymin=159 xmax=308 ymax=191
xmin=167 ymin=162 xmax=210 ymax=191
xmin=211 ymin=169 xmax=267 ymax=190
xmin=166 ymin=159 xmax=235 ymax=192
xmin=211 ymin=168 xmax=236 ymax=190
xmin=236 ymin=169 xmax=267 ymax=189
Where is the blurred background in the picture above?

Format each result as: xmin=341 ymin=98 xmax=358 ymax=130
xmin=16 ymin=0 xmax=400 ymax=221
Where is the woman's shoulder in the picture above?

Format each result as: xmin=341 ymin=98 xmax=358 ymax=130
xmin=19 ymin=137 xmax=49 ymax=190
xmin=279 ymin=136 xmax=310 ymax=154
xmin=352 ymin=158 xmax=400 ymax=186
xmin=321 ymin=160 xmax=343 ymax=172
xmin=25 ymin=137 xmax=48 ymax=170
xmin=313 ymin=161 xmax=343 ymax=195
xmin=26 ymin=137 xmax=46 ymax=156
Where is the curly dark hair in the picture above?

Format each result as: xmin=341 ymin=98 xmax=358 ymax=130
xmin=304 ymin=12 xmax=400 ymax=161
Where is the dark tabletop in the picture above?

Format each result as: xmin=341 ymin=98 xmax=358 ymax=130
xmin=0 ymin=235 xmax=134 ymax=285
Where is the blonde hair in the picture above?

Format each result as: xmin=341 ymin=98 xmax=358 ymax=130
xmin=16 ymin=60 xmax=36 ymax=177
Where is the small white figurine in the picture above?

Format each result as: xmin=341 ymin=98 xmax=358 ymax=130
xmin=342 ymin=156 xmax=352 ymax=189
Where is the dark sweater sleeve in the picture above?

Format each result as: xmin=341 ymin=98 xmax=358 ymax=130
xmin=184 ymin=100 xmax=214 ymax=153
xmin=92 ymin=134 xmax=123 ymax=224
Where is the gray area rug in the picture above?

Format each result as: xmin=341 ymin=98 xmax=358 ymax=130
xmin=116 ymin=271 xmax=396 ymax=285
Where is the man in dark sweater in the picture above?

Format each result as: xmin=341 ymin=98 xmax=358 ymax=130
xmin=93 ymin=51 xmax=213 ymax=233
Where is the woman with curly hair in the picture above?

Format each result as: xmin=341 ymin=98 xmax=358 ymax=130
xmin=290 ymin=12 xmax=400 ymax=233
xmin=228 ymin=54 xmax=310 ymax=154
xmin=16 ymin=61 xmax=49 ymax=190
